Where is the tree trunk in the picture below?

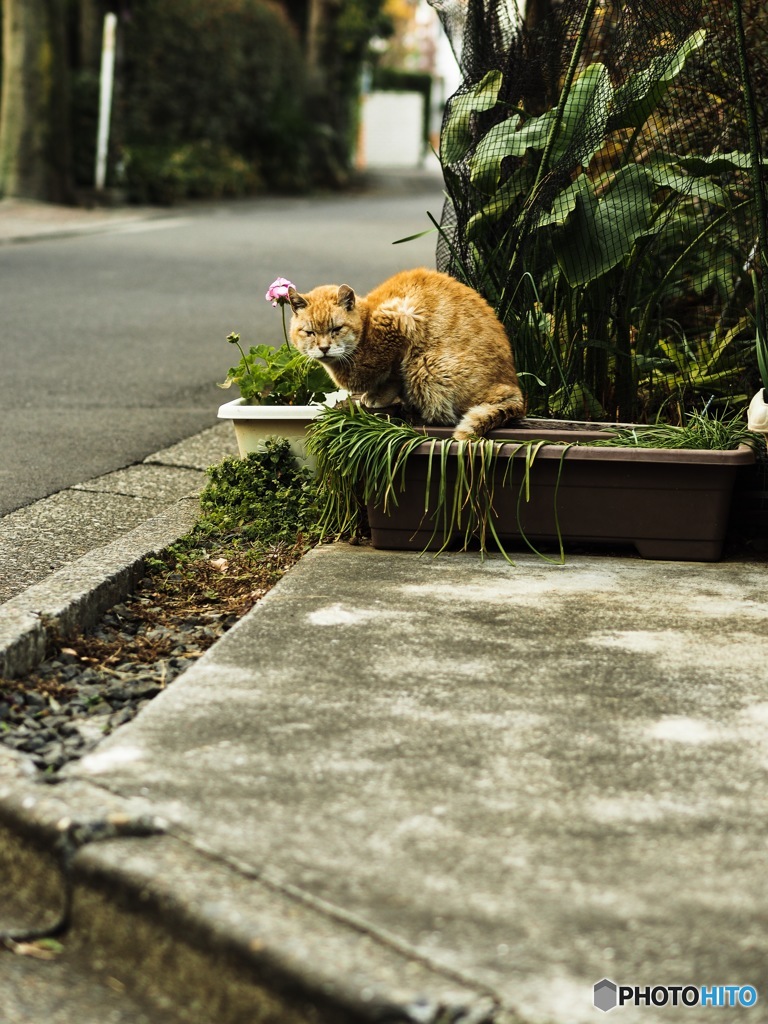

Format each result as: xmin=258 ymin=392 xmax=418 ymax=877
xmin=0 ymin=0 xmax=72 ymax=202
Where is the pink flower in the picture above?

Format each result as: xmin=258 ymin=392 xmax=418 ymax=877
xmin=265 ymin=277 xmax=295 ymax=306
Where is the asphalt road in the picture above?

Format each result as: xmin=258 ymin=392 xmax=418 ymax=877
xmin=0 ymin=172 xmax=444 ymax=516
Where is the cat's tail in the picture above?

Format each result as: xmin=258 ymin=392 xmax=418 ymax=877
xmin=453 ymin=386 xmax=526 ymax=440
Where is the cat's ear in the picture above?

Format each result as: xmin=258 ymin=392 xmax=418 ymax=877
xmin=287 ymin=287 xmax=308 ymax=312
xmin=337 ymin=285 xmax=356 ymax=311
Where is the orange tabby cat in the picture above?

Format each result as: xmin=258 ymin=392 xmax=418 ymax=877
xmin=287 ymin=268 xmax=525 ymax=439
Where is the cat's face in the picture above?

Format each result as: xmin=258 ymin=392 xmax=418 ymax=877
xmin=288 ymin=285 xmax=362 ymax=363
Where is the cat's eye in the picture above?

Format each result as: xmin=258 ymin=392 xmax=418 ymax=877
xmin=331 ymin=326 xmax=343 ymax=335
xmin=303 ymin=329 xmax=315 ymax=337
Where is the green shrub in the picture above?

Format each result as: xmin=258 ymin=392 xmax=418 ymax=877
xmin=198 ymin=440 xmax=324 ymax=547
xmin=123 ymin=141 xmax=262 ymax=205
xmin=117 ymin=0 xmax=311 ymax=199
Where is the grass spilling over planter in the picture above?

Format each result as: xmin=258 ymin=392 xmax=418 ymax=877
xmin=307 ymin=404 xmax=569 ymax=560
xmin=307 ymin=403 xmax=763 ymax=562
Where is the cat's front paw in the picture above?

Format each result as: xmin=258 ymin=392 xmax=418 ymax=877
xmin=360 ymin=388 xmax=401 ymax=409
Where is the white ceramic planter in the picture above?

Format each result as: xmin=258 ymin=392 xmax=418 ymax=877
xmin=217 ymin=394 xmax=346 ymax=467
xmin=747 ymin=388 xmax=768 ymax=433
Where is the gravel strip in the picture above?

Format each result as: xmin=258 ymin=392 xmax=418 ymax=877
xmin=0 ymin=544 xmax=302 ymax=775
xmin=0 ymin=601 xmax=234 ymax=773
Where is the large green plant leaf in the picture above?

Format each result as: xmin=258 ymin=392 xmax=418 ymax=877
xmin=673 ymin=151 xmax=758 ymax=175
xmin=549 ymin=61 xmax=613 ymax=170
xmin=468 ymin=112 xmax=549 ymax=192
xmin=469 ymin=63 xmax=612 ymax=193
xmin=650 ymin=161 xmax=731 ymax=208
xmin=465 ymin=168 xmax=535 ymax=239
xmin=609 ymin=29 xmax=706 ymax=131
xmin=535 ymin=173 xmax=589 ymax=228
xmin=440 ymin=70 xmax=503 ymax=165
xmin=553 ymin=165 xmax=656 ymax=286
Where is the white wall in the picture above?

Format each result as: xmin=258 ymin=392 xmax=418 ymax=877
xmin=360 ymin=91 xmax=426 ymax=168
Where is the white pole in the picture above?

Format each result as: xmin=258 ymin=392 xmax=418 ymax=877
xmin=94 ymin=13 xmax=118 ymax=191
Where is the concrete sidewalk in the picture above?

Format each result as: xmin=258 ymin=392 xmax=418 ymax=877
xmin=0 ymin=197 xmax=163 ymax=244
xmin=2 ymin=542 xmax=768 ymax=1023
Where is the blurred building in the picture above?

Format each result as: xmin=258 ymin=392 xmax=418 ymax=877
xmin=357 ymin=0 xmax=461 ymax=169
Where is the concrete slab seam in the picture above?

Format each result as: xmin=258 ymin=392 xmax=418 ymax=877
xmin=171 ymin=827 xmax=506 ymax=1013
xmin=0 ymin=780 xmax=507 ymax=1024
xmin=74 ymin=842 xmax=503 ymax=1024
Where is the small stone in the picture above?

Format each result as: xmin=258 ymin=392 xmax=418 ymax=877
xmin=133 ymin=681 xmax=161 ymax=701
xmin=22 ymin=735 xmax=48 ymax=752
xmin=110 ymin=707 xmax=136 ymax=728
xmin=78 ymin=668 xmax=103 ymax=684
xmin=114 ymin=662 xmax=138 ymax=674
xmin=78 ymin=685 xmax=103 ymax=700
xmin=105 ymin=683 xmax=129 ymax=702
xmin=4 ymin=736 xmax=31 ymax=750
xmin=88 ymin=701 xmax=112 ymax=716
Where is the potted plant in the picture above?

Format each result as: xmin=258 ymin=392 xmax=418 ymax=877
xmin=307 ymin=403 xmax=760 ymax=562
xmin=217 ymin=277 xmax=345 ymax=466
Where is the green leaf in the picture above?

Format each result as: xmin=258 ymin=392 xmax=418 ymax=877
xmin=392 ymin=227 xmax=437 ymax=245
xmin=550 ymin=62 xmax=613 ymax=168
xmin=468 ymin=63 xmax=612 ymax=193
xmin=223 ymin=341 xmax=333 ymax=405
xmin=468 ymin=115 xmax=549 ymax=192
xmin=34 ymin=939 xmax=65 ymax=955
xmin=650 ymin=161 xmax=731 ymax=208
xmin=535 ymin=173 xmax=589 ymax=229
xmin=553 ymin=165 xmax=656 ymax=286
xmin=609 ymin=29 xmax=706 ymax=131
xmin=479 ymin=111 xmax=553 ymax=161
xmin=549 ymin=382 xmax=605 ymax=419
xmin=440 ymin=70 xmax=503 ymax=165
xmin=673 ymin=151 xmax=757 ymax=175
xmin=465 ymin=167 xmax=535 ymax=239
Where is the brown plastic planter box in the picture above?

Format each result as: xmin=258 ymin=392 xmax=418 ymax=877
xmin=366 ymin=421 xmax=756 ymax=561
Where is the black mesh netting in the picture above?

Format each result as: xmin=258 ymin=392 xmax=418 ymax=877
xmin=428 ymin=0 xmax=768 ymax=422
